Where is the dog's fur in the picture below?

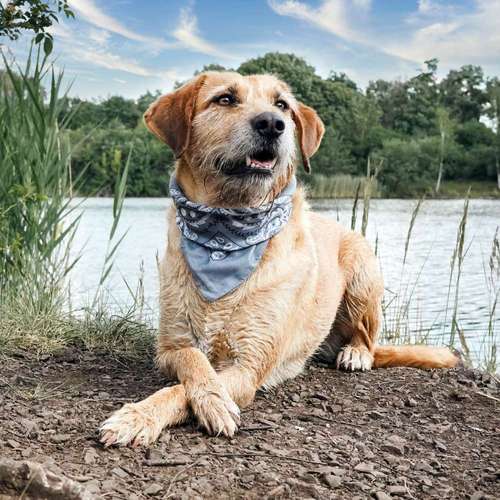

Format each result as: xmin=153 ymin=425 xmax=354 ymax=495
xmin=100 ymin=72 xmax=458 ymax=447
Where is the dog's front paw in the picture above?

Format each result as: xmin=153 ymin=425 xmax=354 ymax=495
xmin=99 ymin=403 xmax=163 ymax=448
xmin=336 ymin=345 xmax=373 ymax=372
xmin=189 ymin=383 xmax=240 ymax=437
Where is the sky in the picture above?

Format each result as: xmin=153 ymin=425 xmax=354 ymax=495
xmin=2 ymin=0 xmax=500 ymax=99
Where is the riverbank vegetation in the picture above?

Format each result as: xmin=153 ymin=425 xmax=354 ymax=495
xmin=42 ymin=53 xmax=500 ymax=199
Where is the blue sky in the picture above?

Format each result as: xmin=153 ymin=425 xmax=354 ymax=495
xmin=3 ymin=0 xmax=500 ymax=99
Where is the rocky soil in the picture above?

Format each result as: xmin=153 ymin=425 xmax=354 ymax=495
xmin=0 ymin=350 xmax=499 ymax=499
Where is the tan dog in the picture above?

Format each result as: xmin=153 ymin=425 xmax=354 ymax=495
xmin=99 ymin=72 xmax=458 ymax=447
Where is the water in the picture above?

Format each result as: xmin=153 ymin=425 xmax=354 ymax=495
xmin=70 ymin=197 xmax=500 ymax=364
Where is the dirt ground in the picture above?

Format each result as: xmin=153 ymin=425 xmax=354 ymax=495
xmin=0 ymin=349 xmax=499 ymax=500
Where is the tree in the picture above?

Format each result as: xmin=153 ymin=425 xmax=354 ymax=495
xmin=337 ymin=93 xmax=384 ymax=168
xmin=486 ymin=77 xmax=500 ymax=189
xmin=0 ymin=1 xmax=74 ymax=54
xmin=327 ymin=71 xmax=357 ymax=91
xmin=440 ymin=65 xmax=487 ymax=123
xmin=238 ymin=53 xmax=317 ymax=101
xmin=99 ymin=96 xmax=141 ymax=129
xmin=435 ymin=107 xmax=455 ymax=193
xmin=368 ymin=59 xmax=439 ymax=136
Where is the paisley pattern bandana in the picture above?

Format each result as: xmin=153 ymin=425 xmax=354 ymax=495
xmin=170 ymin=176 xmax=296 ymax=302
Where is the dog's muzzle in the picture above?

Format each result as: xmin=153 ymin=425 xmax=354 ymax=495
xmin=223 ymin=112 xmax=285 ymax=177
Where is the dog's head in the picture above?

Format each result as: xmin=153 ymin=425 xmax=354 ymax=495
xmin=144 ymin=71 xmax=324 ymax=206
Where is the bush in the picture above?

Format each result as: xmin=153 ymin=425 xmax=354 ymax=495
xmin=375 ymin=138 xmax=438 ymax=196
xmin=71 ymin=123 xmax=174 ymax=196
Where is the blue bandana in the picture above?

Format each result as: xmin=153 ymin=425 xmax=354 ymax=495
xmin=170 ymin=176 xmax=296 ymax=302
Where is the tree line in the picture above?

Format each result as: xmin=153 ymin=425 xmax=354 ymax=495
xmin=60 ymin=53 xmax=500 ymax=197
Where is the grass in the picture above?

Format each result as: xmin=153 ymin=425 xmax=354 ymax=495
xmin=377 ymin=192 xmax=498 ymax=372
xmin=437 ymin=180 xmax=500 ymax=199
xmin=0 ymin=48 xmax=153 ymax=360
xmin=305 ymin=173 xmax=381 ymax=199
xmin=305 ymin=176 xmax=499 ymax=200
xmin=0 ymin=47 xmax=78 ymax=313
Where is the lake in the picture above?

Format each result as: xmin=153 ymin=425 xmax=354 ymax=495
xmin=70 ymin=197 xmax=500 ymax=367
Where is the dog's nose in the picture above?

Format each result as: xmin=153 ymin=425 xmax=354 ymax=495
xmin=251 ymin=112 xmax=285 ymax=139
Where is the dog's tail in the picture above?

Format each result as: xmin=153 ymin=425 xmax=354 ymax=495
xmin=373 ymin=345 xmax=459 ymax=369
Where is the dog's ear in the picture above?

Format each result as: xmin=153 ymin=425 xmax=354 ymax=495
xmin=144 ymin=74 xmax=207 ymax=158
xmin=292 ymin=103 xmax=325 ymax=173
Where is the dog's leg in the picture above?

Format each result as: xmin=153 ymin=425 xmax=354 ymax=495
xmin=99 ymin=348 xmax=245 ymax=447
xmin=99 ymin=349 xmax=266 ymax=447
xmin=156 ymin=347 xmax=242 ymax=436
xmin=323 ymin=231 xmax=384 ymax=372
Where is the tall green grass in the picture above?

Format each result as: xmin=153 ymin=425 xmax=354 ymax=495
xmin=306 ymin=173 xmax=381 ymax=199
xmin=0 ymin=48 xmax=152 ymax=358
xmin=377 ymin=194 xmax=498 ymax=372
xmin=0 ymin=48 xmax=78 ymax=312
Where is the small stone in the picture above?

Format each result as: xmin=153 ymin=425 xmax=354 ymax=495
xmin=111 ymin=467 xmax=129 ymax=479
xmin=354 ymin=428 xmax=364 ymax=438
xmin=84 ymin=479 xmax=100 ymax=494
xmin=267 ymin=485 xmax=286 ymax=497
xmin=240 ymin=473 xmax=255 ymax=484
xmin=387 ymin=485 xmax=407 ymax=495
xmin=331 ymin=467 xmax=347 ymax=477
xmin=101 ymin=479 xmax=119 ymax=491
xmin=7 ymin=439 xmax=20 ymax=449
xmin=20 ymin=418 xmax=39 ymax=437
xmin=381 ymin=443 xmax=404 ymax=456
xmin=84 ymin=448 xmax=98 ymax=465
xmin=321 ymin=474 xmax=341 ymax=488
xmin=291 ymin=393 xmax=300 ymax=402
xmin=51 ymin=433 xmax=72 ymax=443
xmin=434 ymin=440 xmax=447 ymax=452
xmin=373 ymin=492 xmax=391 ymax=500
xmin=354 ymin=462 xmax=375 ymax=474
xmin=144 ymin=483 xmax=164 ymax=496
xmin=471 ymin=492 xmax=486 ymax=500
xmin=405 ymin=397 xmax=418 ymax=407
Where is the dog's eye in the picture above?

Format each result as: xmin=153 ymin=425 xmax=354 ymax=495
xmin=216 ymin=94 xmax=236 ymax=106
xmin=275 ymin=100 xmax=289 ymax=111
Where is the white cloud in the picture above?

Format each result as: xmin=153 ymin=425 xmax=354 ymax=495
xmin=88 ymin=28 xmax=111 ymax=46
xmin=387 ymin=0 xmax=500 ymax=66
xmin=172 ymin=6 xmax=237 ymax=59
xmin=48 ymin=21 xmax=73 ymax=39
xmin=270 ymin=0 xmax=500 ymax=72
xmin=268 ymin=0 xmax=370 ymax=45
xmin=68 ymin=0 xmax=168 ymax=49
xmin=71 ymin=47 xmax=154 ymax=76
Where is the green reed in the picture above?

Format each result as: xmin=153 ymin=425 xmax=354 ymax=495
xmin=306 ymin=173 xmax=381 ymax=199
xmin=0 ymin=48 xmax=148 ymax=358
xmin=375 ymin=188 xmax=498 ymax=372
xmin=0 ymin=47 xmax=78 ymax=312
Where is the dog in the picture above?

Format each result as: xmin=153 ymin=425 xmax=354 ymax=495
xmin=99 ymin=71 xmax=458 ymax=447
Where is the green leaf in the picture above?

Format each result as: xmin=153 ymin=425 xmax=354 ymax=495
xmin=43 ymin=37 xmax=53 ymax=56
xmin=35 ymin=33 xmax=44 ymax=44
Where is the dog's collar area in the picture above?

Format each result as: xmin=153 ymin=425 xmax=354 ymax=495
xmin=170 ymin=176 xmax=296 ymax=302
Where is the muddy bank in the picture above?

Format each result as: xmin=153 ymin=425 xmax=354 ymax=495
xmin=0 ymin=350 xmax=498 ymax=499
